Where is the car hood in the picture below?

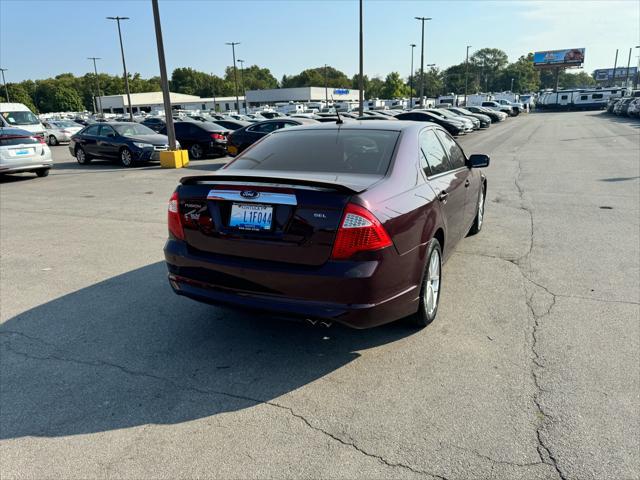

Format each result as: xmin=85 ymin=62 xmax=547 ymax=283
xmin=124 ymin=134 xmax=168 ymax=145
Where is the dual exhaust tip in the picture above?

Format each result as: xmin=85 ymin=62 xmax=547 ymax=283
xmin=306 ymin=318 xmax=333 ymax=328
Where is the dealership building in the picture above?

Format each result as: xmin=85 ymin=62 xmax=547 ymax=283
xmin=245 ymin=87 xmax=360 ymax=107
xmin=97 ymin=92 xmax=246 ymax=114
xmin=97 ymin=86 xmax=360 ymax=114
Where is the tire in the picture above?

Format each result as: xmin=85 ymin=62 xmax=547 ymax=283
xmin=75 ymin=146 xmax=91 ymax=165
xmin=35 ymin=168 xmax=50 ymax=177
xmin=468 ymin=183 xmax=486 ymax=236
xmin=48 ymin=135 xmax=58 ymax=146
xmin=119 ymin=147 xmax=134 ymax=167
xmin=189 ymin=143 xmax=204 ymax=160
xmin=410 ymin=239 xmax=442 ymax=328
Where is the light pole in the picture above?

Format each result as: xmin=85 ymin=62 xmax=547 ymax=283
xmin=409 ymin=44 xmax=416 ymax=109
xmin=425 ymin=63 xmax=435 ymax=101
xmin=324 ymin=64 xmax=328 ymax=108
xmin=226 ymin=42 xmax=240 ymax=114
xmin=625 ymin=47 xmax=632 ymax=88
xmin=107 ymin=16 xmax=134 ymax=121
xmin=151 ymin=0 xmax=176 ymax=150
xmin=88 ymin=57 xmax=103 ymax=116
xmin=358 ymin=0 xmax=364 ymax=116
xmin=510 ymin=77 xmax=514 ymax=92
xmin=612 ymin=49 xmax=619 ymax=87
xmin=635 ymin=46 xmax=640 ymax=89
xmin=0 ymin=68 xmax=9 ymax=102
xmin=415 ymin=16 xmax=431 ymax=107
xmin=464 ymin=45 xmax=471 ymax=106
xmin=237 ymin=59 xmax=247 ymax=114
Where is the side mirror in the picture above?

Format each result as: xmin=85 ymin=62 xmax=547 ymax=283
xmin=468 ymin=154 xmax=490 ymax=168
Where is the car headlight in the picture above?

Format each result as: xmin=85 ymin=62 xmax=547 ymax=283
xmin=133 ymin=142 xmax=153 ymax=149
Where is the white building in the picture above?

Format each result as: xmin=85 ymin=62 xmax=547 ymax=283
xmin=245 ymin=87 xmax=361 ymax=107
xmin=97 ymin=91 xmax=246 ymax=114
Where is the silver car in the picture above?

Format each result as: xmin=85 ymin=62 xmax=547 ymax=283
xmin=0 ymin=127 xmax=53 ymax=177
xmin=42 ymin=120 xmax=83 ymax=146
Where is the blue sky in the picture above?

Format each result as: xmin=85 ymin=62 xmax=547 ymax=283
xmin=1 ymin=0 xmax=639 ymax=83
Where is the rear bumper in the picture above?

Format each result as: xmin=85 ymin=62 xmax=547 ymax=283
xmin=164 ymin=239 xmax=421 ymax=329
xmin=0 ymin=160 xmax=52 ymax=174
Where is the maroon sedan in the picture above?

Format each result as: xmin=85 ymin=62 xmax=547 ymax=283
xmin=164 ymin=121 xmax=489 ymax=328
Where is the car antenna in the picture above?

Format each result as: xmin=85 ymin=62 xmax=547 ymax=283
xmin=331 ymin=95 xmax=343 ymax=125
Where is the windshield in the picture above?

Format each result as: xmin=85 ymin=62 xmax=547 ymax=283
xmin=2 ymin=111 xmax=40 ymax=126
xmin=52 ymin=121 xmax=79 ymax=128
xmin=227 ymin=129 xmax=400 ymax=175
xmin=114 ymin=124 xmax=157 ymax=136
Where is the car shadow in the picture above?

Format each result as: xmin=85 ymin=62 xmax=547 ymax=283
xmin=0 ymin=262 xmax=414 ymax=440
xmin=587 ymin=111 xmax=640 ymax=128
xmin=0 ymin=173 xmax=43 ymax=183
xmin=51 ymin=159 xmax=161 ymax=173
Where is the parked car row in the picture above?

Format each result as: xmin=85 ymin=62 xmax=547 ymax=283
xmin=606 ymin=96 xmax=640 ymax=117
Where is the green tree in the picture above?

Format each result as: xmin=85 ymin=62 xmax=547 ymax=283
xmin=381 ymin=72 xmax=408 ymax=98
xmin=281 ymin=66 xmax=350 ymax=88
xmin=226 ymin=65 xmax=278 ymax=91
xmin=0 ymin=84 xmax=38 ymax=111
xmin=496 ymin=53 xmax=540 ymax=92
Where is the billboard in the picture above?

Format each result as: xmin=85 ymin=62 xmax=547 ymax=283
xmin=533 ymin=48 xmax=585 ymax=67
xmin=594 ymin=67 xmax=638 ymax=81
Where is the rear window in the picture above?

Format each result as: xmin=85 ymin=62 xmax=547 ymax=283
xmin=227 ymin=129 xmax=400 ymax=175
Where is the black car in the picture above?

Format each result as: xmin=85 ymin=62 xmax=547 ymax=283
xmin=447 ymin=107 xmax=492 ymax=128
xmin=466 ymin=106 xmax=505 ymax=122
xmin=160 ymin=121 xmax=228 ymax=160
xmin=226 ymin=118 xmax=319 ymax=156
xmin=69 ymin=122 xmax=172 ymax=167
xmin=396 ymin=111 xmax=465 ymax=136
xmin=211 ymin=119 xmax=251 ymax=130
xmin=141 ymin=117 xmax=167 ymax=132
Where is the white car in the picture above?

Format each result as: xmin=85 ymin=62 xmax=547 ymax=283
xmin=42 ymin=120 xmax=83 ymax=146
xmin=0 ymin=127 xmax=53 ymax=177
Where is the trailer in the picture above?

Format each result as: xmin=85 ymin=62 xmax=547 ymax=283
xmin=466 ymin=94 xmax=495 ymax=107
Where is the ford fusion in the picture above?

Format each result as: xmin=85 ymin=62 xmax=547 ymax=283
xmin=164 ymin=121 xmax=489 ymax=328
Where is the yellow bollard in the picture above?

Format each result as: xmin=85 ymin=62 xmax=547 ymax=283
xmin=160 ymin=150 xmax=189 ymax=169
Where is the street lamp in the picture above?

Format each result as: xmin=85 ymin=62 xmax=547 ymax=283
xmin=324 ymin=64 xmax=329 ymax=108
xmin=409 ymin=44 xmax=416 ymax=109
xmin=237 ymin=58 xmax=247 ymax=114
xmin=415 ymin=16 xmax=432 ymax=107
xmin=635 ymin=46 xmax=640 ymax=89
xmin=226 ymin=42 xmax=241 ymax=114
xmin=425 ymin=63 xmax=435 ymax=101
xmin=106 ymin=16 xmax=134 ymax=121
xmin=358 ymin=0 xmax=364 ymax=116
xmin=87 ymin=57 xmax=103 ymax=116
xmin=0 ymin=68 xmax=9 ymax=102
xmin=510 ymin=77 xmax=514 ymax=92
xmin=464 ymin=45 xmax=472 ymax=106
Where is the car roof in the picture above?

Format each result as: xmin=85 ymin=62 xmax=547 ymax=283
xmin=274 ymin=119 xmax=436 ymax=135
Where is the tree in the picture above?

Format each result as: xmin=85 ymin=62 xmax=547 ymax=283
xmin=381 ymin=72 xmax=408 ymax=99
xmin=0 ymin=84 xmax=38 ymax=111
xmin=281 ymin=66 xmax=350 ymax=88
xmin=496 ymin=53 xmax=540 ymax=92
xmin=225 ymin=65 xmax=278 ymax=91
xmin=469 ymin=48 xmax=509 ymax=92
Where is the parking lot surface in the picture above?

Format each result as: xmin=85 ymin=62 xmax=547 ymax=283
xmin=1 ymin=112 xmax=638 ymax=480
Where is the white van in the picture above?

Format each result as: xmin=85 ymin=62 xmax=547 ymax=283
xmin=0 ymin=103 xmax=46 ymax=138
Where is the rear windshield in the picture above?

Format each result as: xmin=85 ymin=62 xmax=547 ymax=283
xmin=2 ymin=111 xmax=39 ymax=126
xmin=114 ymin=124 xmax=156 ymax=136
xmin=227 ymin=129 xmax=400 ymax=175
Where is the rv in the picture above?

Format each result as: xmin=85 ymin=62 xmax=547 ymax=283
xmin=436 ymin=94 xmax=465 ymax=106
xmin=466 ymin=94 xmax=495 ymax=107
xmin=275 ymin=102 xmax=305 ymax=115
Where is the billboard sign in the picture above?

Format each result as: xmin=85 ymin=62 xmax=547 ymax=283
xmin=533 ymin=48 xmax=585 ymax=67
xmin=594 ymin=67 xmax=638 ymax=81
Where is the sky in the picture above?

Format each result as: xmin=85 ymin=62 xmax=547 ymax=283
xmin=1 ymin=0 xmax=639 ymax=83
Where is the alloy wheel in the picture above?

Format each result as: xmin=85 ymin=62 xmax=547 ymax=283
xmin=190 ymin=144 xmax=203 ymax=160
xmin=424 ymin=249 xmax=441 ymax=317
xmin=121 ymin=149 xmax=133 ymax=167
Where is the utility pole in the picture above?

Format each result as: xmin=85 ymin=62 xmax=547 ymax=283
xmin=226 ymin=42 xmax=240 ymax=114
xmin=510 ymin=77 xmax=514 ymax=92
xmin=151 ymin=0 xmax=176 ymax=150
xmin=358 ymin=0 xmax=364 ymax=116
xmin=88 ymin=57 xmax=103 ymax=116
xmin=625 ymin=47 xmax=632 ymax=88
xmin=426 ymin=63 xmax=435 ymax=100
xmin=635 ymin=46 xmax=640 ymax=89
xmin=211 ymin=72 xmax=217 ymax=112
xmin=107 ymin=16 xmax=133 ymax=121
xmin=415 ymin=16 xmax=431 ymax=108
xmin=237 ymin=59 xmax=247 ymax=113
xmin=612 ymin=49 xmax=619 ymax=87
xmin=464 ymin=45 xmax=471 ymax=106
xmin=324 ymin=64 xmax=328 ymax=108
xmin=0 ymin=68 xmax=9 ymax=102
xmin=409 ymin=44 xmax=416 ymax=109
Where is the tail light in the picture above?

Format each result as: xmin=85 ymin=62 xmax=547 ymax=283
xmin=331 ymin=203 xmax=392 ymax=260
xmin=211 ymin=133 xmax=226 ymax=141
xmin=168 ymin=191 xmax=185 ymax=240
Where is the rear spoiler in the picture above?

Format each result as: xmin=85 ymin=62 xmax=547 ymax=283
xmin=179 ymin=175 xmax=361 ymax=194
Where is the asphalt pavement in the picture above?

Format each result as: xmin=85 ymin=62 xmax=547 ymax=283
xmin=1 ymin=111 xmax=638 ymax=480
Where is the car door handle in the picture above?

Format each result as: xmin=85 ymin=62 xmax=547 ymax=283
xmin=465 ymin=179 xmax=470 ymax=188
xmin=437 ymin=191 xmax=448 ymax=203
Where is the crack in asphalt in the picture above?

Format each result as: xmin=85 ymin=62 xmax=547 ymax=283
xmin=0 ymin=337 xmax=447 ymax=480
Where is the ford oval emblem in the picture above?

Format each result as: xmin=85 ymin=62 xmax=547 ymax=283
xmin=240 ymin=190 xmax=259 ymax=199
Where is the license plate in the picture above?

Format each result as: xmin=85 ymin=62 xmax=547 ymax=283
xmin=229 ymin=203 xmax=273 ymax=231
xmin=227 ymin=145 xmax=237 ymax=155
xmin=15 ymin=149 xmax=31 ymax=156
